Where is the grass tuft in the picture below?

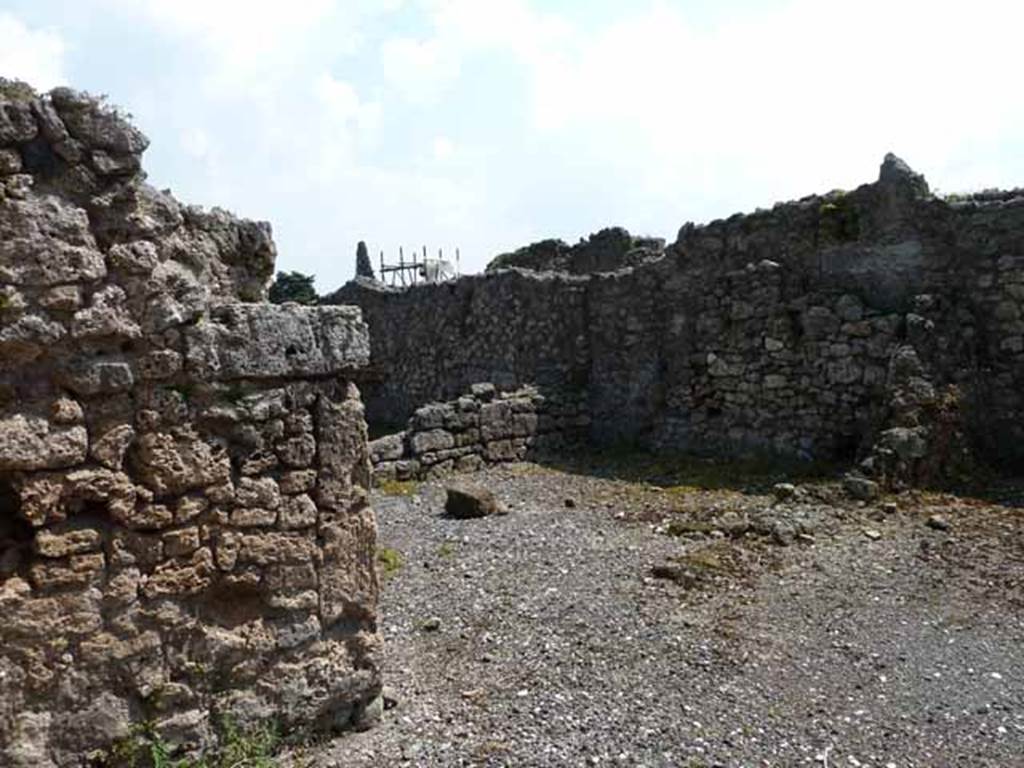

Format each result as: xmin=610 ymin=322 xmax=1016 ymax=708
xmin=375 ymin=479 xmax=419 ymax=496
xmin=376 ymin=547 xmax=403 ymax=577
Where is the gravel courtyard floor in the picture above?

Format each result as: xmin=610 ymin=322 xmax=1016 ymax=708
xmin=296 ymin=458 xmax=1024 ymax=767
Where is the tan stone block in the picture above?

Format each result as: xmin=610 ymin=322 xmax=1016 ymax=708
xmin=230 ymin=507 xmax=277 ymax=527
xmin=33 ymin=528 xmax=102 ymax=558
xmin=141 ymin=548 xmax=214 ymax=598
xmin=162 ymin=527 xmax=201 ymax=558
xmin=278 ymin=494 xmax=317 ymax=530
xmin=237 ymin=532 xmax=316 ymax=566
xmin=275 ymin=434 xmax=316 ymax=468
xmin=278 ymin=470 xmax=316 ymax=495
xmin=234 ymin=476 xmax=281 ymax=510
xmin=29 ymin=553 xmax=105 ymax=590
xmin=175 ymin=496 xmax=208 ymax=524
xmin=90 ymin=424 xmax=135 ymax=470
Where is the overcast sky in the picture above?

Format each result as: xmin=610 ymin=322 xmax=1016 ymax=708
xmin=2 ymin=1 xmax=1022 ymax=292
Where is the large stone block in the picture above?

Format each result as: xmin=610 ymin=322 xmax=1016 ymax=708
xmin=183 ymin=304 xmax=369 ymax=381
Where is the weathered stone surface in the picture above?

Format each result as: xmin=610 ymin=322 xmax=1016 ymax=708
xmin=0 ymin=86 xmax=379 ymax=765
xmin=445 ymin=483 xmax=504 ymax=519
xmin=90 ymin=424 xmax=135 ymax=470
xmin=369 ymin=384 xmax=584 ymax=482
xmin=279 ymin=493 xmax=318 ymax=529
xmin=843 ymin=474 xmax=880 ymax=501
xmin=0 ymin=194 xmax=106 ymax=286
xmin=184 ymin=303 xmax=369 ymax=381
xmin=0 ymin=410 xmax=87 ymax=471
xmin=132 ymin=428 xmax=232 ymax=495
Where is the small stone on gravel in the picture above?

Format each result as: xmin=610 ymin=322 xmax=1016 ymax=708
xmin=772 ymin=482 xmax=797 ymax=502
xmin=927 ymin=514 xmax=951 ymax=531
xmin=844 ymin=474 xmax=880 ymax=501
xmin=445 ymin=483 xmax=504 ymax=518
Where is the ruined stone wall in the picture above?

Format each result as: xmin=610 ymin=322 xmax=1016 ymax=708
xmin=330 ymin=156 xmax=1024 ymax=478
xmin=0 ymin=85 xmax=380 ymax=766
xmin=369 ymin=383 xmax=588 ymax=481
xmin=333 ymin=270 xmax=590 ymax=428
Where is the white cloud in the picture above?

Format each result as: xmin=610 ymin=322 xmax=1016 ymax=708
xmin=124 ymin=0 xmax=333 ymax=85
xmin=381 ymin=36 xmax=460 ymax=103
xmin=180 ymin=127 xmax=210 ymax=159
xmin=431 ymin=0 xmax=1024 ymax=224
xmin=0 ymin=12 xmax=66 ymax=90
xmin=380 ymin=0 xmax=570 ymax=104
xmin=50 ymin=0 xmax=1024 ymax=286
xmin=432 ymin=136 xmax=454 ymax=161
xmin=309 ymin=73 xmax=382 ymax=180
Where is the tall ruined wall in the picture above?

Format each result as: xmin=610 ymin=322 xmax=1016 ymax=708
xmin=0 ymin=85 xmax=380 ymax=766
xmin=329 ymin=156 xmax=1024 ymax=478
xmin=332 ymin=270 xmax=591 ymax=427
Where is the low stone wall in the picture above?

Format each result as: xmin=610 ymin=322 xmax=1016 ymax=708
xmin=0 ymin=85 xmax=380 ymax=765
xmin=369 ymin=384 xmax=588 ymax=481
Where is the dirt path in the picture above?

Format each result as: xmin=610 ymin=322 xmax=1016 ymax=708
xmin=295 ymin=463 xmax=1024 ymax=767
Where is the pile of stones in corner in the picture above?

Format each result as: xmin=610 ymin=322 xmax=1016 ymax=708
xmin=369 ymin=383 xmax=589 ymax=481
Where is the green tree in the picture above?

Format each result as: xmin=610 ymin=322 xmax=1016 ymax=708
xmin=268 ymin=271 xmax=317 ymax=305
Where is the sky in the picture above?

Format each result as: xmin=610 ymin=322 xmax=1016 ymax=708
xmin=1 ymin=0 xmax=1023 ymax=292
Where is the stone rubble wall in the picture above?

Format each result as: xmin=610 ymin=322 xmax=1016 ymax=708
xmin=334 ymin=270 xmax=591 ymax=430
xmin=368 ymin=383 xmax=588 ymax=481
xmin=329 ymin=156 xmax=1024 ymax=482
xmin=0 ymin=84 xmax=381 ymax=766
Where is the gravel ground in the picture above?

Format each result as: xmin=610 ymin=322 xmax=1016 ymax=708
xmin=291 ymin=462 xmax=1024 ymax=767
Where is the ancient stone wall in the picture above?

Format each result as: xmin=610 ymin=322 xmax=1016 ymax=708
xmin=369 ymin=383 xmax=588 ymax=481
xmin=335 ymin=270 xmax=591 ymax=429
xmin=0 ymin=85 xmax=380 ymax=765
xmin=329 ymin=156 xmax=1024 ymax=480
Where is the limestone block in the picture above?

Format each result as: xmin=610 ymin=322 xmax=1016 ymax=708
xmin=231 ymin=507 xmax=277 ymax=527
xmin=0 ymin=314 xmax=66 ymax=361
xmin=90 ymin=424 xmax=135 ymax=470
xmin=237 ymin=532 xmax=317 ymax=566
xmin=235 ymin=477 xmax=281 ymax=510
xmin=279 ymin=470 xmax=317 ymax=495
xmin=183 ymin=304 xmax=370 ymax=381
xmin=369 ymin=432 xmax=405 ymax=462
xmin=276 ymin=433 xmax=316 ymax=468
xmin=279 ymin=494 xmax=317 ymax=530
xmin=410 ymin=428 xmax=454 ymax=454
xmin=70 ymin=286 xmax=141 ymax=340
xmin=141 ymin=548 xmax=215 ymax=598
xmin=59 ymin=360 xmax=134 ymax=395
xmin=33 ymin=528 xmax=102 ymax=558
xmin=0 ymin=194 xmax=105 ymax=286
xmin=0 ymin=100 xmax=38 ymax=143
xmin=132 ymin=428 xmax=231 ymax=495
xmin=0 ymin=411 xmax=87 ymax=471
xmin=162 ymin=527 xmax=201 ymax=558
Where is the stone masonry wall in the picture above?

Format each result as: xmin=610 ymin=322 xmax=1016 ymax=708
xmin=0 ymin=85 xmax=380 ymax=766
xmin=332 ymin=270 xmax=590 ymax=429
xmin=329 ymin=156 xmax=1024 ymax=481
xmin=368 ymin=383 xmax=588 ymax=481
